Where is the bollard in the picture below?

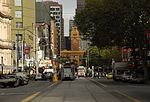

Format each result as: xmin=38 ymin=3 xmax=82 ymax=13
xmin=52 ymin=74 xmax=58 ymax=82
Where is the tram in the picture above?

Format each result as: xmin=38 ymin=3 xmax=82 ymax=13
xmin=61 ymin=62 xmax=76 ymax=80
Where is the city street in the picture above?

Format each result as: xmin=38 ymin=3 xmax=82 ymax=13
xmin=0 ymin=78 xmax=150 ymax=102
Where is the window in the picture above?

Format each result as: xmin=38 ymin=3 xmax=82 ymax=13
xmin=56 ymin=20 xmax=60 ymax=22
xmin=15 ymin=11 xmax=22 ymax=18
xmin=56 ymin=8 xmax=60 ymax=11
xmin=16 ymin=22 xmax=23 ymax=28
xmin=50 ymin=8 xmax=55 ymax=11
xmin=56 ymin=23 xmax=60 ymax=26
xmin=55 ymin=16 xmax=60 ymax=19
xmin=15 ymin=0 xmax=22 ymax=6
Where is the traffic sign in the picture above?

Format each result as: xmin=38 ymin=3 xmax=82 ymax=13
xmin=24 ymin=46 xmax=30 ymax=54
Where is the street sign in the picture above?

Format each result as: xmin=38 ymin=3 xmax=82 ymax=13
xmin=24 ymin=46 xmax=30 ymax=54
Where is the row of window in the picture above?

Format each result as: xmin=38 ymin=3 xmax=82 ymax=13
xmin=15 ymin=0 xmax=22 ymax=28
xmin=50 ymin=8 xmax=60 ymax=11
xmin=15 ymin=11 xmax=61 ymax=19
xmin=15 ymin=22 xmax=62 ymax=29
xmin=55 ymin=20 xmax=60 ymax=22
xmin=51 ymin=12 xmax=61 ymax=15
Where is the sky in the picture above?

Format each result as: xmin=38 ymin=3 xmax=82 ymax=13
xmin=36 ymin=0 xmax=77 ymax=36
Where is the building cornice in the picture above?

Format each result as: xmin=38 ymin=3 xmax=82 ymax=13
xmin=0 ymin=11 xmax=13 ymax=20
xmin=0 ymin=39 xmax=12 ymax=49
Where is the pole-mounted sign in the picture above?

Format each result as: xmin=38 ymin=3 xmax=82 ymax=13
xmin=24 ymin=46 xmax=30 ymax=54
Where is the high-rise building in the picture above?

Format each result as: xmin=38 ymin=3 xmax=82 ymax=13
xmin=11 ymin=0 xmax=36 ymax=70
xmin=36 ymin=2 xmax=51 ymax=60
xmin=61 ymin=18 xmax=65 ymax=50
xmin=64 ymin=37 xmax=71 ymax=50
xmin=0 ymin=0 xmax=13 ymax=73
xmin=69 ymin=20 xmax=75 ymax=36
xmin=43 ymin=1 xmax=64 ymax=57
xmin=64 ymin=19 xmax=75 ymax=50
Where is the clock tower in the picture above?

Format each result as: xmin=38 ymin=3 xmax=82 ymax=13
xmin=71 ymin=26 xmax=79 ymax=51
xmin=60 ymin=26 xmax=85 ymax=66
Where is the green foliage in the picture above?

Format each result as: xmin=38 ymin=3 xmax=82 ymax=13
xmin=75 ymin=0 xmax=150 ymax=48
xmin=89 ymin=46 xmax=122 ymax=66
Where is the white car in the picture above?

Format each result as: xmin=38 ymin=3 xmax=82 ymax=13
xmin=35 ymin=73 xmax=43 ymax=81
xmin=121 ymin=71 xmax=132 ymax=82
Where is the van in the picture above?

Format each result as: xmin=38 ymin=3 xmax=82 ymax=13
xmin=112 ymin=62 xmax=128 ymax=81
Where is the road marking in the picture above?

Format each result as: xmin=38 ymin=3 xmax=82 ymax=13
xmin=21 ymin=92 xmax=40 ymax=102
xmin=21 ymin=82 xmax=59 ymax=102
xmin=116 ymin=91 xmax=141 ymax=102
xmin=48 ymin=81 xmax=59 ymax=88
xmin=88 ymin=78 xmax=107 ymax=87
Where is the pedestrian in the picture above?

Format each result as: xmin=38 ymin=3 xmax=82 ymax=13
xmin=49 ymin=72 xmax=53 ymax=82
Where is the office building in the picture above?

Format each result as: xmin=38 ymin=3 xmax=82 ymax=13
xmin=11 ymin=0 xmax=36 ymax=69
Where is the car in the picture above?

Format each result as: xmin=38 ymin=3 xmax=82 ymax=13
xmin=129 ymin=74 xmax=144 ymax=83
xmin=15 ymin=72 xmax=29 ymax=85
xmin=106 ymin=72 xmax=113 ymax=79
xmin=43 ymin=72 xmax=53 ymax=81
xmin=121 ymin=71 xmax=132 ymax=82
xmin=34 ymin=73 xmax=43 ymax=81
xmin=0 ymin=74 xmax=20 ymax=87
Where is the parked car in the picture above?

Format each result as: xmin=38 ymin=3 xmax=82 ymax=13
xmin=43 ymin=72 xmax=53 ymax=81
xmin=14 ymin=72 xmax=29 ymax=85
xmin=34 ymin=73 xmax=43 ymax=81
xmin=0 ymin=74 xmax=20 ymax=87
xmin=121 ymin=71 xmax=132 ymax=82
xmin=129 ymin=74 xmax=144 ymax=83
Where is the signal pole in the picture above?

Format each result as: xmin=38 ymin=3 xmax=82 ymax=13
xmin=16 ymin=35 xmax=19 ymax=72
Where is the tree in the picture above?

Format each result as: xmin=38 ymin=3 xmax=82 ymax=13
xmin=75 ymin=0 xmax=150 ymax=82
xmin=88 ymin=46 xmax=121 ymax=66
xmin=75 ymin=0 xmax=150 ymax=48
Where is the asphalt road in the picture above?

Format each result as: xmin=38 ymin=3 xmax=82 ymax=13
xmin=0 ymin=78 xmax=150 ymax=102
xmin=0 ymin=80 xmax=53 ymax=102
xmin=31 ymin=78 xmax=133 ymax=102
xmin=91 ymin=77 xmax=150 ymax=102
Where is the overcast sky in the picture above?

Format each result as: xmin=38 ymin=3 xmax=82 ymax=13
xmin=36 ymin=0 xmax=77 ymax=36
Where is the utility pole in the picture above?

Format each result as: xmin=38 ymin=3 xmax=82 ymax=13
xmin=35 ymin=26 xmax=39 ymax=74
xmin=16 ymin=35 xmax=19 ymax=72
xmin=21 ymin=40 xmax=24 ymax=71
